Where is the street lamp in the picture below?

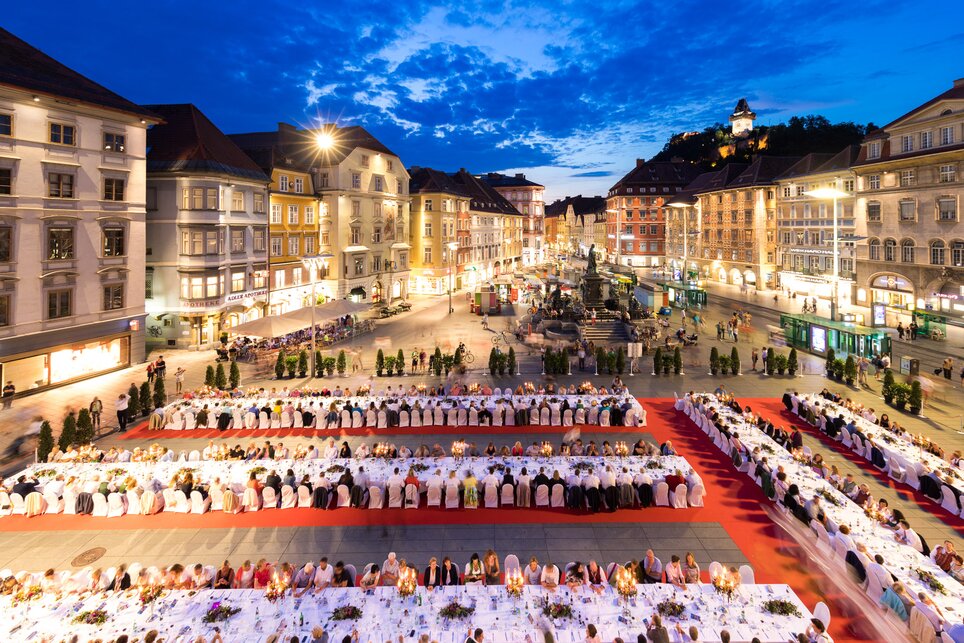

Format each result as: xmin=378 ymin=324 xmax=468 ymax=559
xmin=803 ymin=184 xmax=850 ymax=322
xmin=446 ymin=241 xmax=459 ymax=314
xmin=301 ymin=252 xmax=333 ymax=378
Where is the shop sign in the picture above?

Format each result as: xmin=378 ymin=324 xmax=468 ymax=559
xmin=930 ymin=292 xmax=959 ymax=300
xmin=183 ymin=298 xmax=222 ymax=309
xmin=225 ymin=289 xmax=267 ymax=303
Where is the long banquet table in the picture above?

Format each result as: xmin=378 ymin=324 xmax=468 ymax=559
xmin=0 ymin=584 xmax=814 ymax=643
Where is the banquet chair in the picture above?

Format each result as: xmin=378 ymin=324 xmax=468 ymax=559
xmin=24 ymin=492 xmax=47 ymax=517
xmin=9 ymin=492 xmax=25 ymax=515
xmin=414 ymin=409 xmax=425 ymax=427
xmin=242 ymin=488 xmax=261 ymax=512
xmin=106 ymin=493 xmax=126 ymax=517
xmin=336 ymin=485 xmax=352 ymax=508
xmin=618 ymin=484 xmax=635 ymax=508
xmin=340 ymin=410 xmax=352 ymax=428
xmin=851 ymin=434 xmax=864 ymax=457
xmin=232 ymin=409 xmax=244 ymax=428
xmin=540 ymin=408 xmax=551 ymax=425
xmin=183 ymin=411 xmax=196 ymax=430
xmin=173 ymin=490 xmax=191 ymax=514
xmin=190 ymin=490 xmax=211 ymax=514
xmin=810 ymin=520 xmax=832 ymax=552
xmin=500 ymin=484 xmax=514 ymax=506
xmin=670 ymin=485 xmax=688 ymax=509
xmin=427 ymin=485 xmax=442 ymax=507
xmin=534 ymin=484 xmax=550 ymax=507
xmin=405 ymin=484 xmax=419 ymax=508
xmin=813 ymin=601 xmax=830 ymax=629
xmin=444 ymin=484 xmax=460 ymax=509
xmin=588 ymin=407 xmax=599 ymax=424
xmin=280 ymin=486 xmax=296 ymax=509
xmin=399 ymin=411 xmax=410 ymax=428
xmin=297 ymin=485 xmax=312 ymax=508
xmin=377 ymin=410 xmax=388 ymax=429
xmin=516 ymin=483 xmax=530 ymax=507
xmin=504 ymin=554 xmax=520 ymax=575
xmin=0 ymin=491 xmax=11 ymax=516
xmin=708 ymin=561 xmax=724 ymax=581
xmin=352 ymin=410 xmax=363 ymax=428
xmin=92 ymin=493 xmax=110 ymax=517
xmin=457 ymin=408 xmax=468 ymax=425
xmin=188 ymin=450 xmax=201 ymax=461
xmin=599 ymin=410 xmax=610 ymax=427
xmin=654 ymin=482 xmax=670 ymax=507
xmin=887 ymin=457 xmax=905 ymax=483
xmin=550 ymin=409 xmax=561 ymax=425
xmin=166 ymin=410 xmax=183 ymax=430
xmin=940 ymin=486 xmax=961 ymax=515
xmin=903 ymin=464 xmax=921 ymax=490
xmin=344 ymin=564 xmax=357 ymax=586
xmin=270 ymin=412 xmax=281 ymax=429
xmin=293 ymin=412 xmax=304 ymax=428
xmin=562 ymin=410 xmax=573 ymax=426
xmin=368 ymin=486 xmax=384 ymax=509
xmin=262 ymin=487 xmax=278 ymax=509
xmin=280 ymin=411 xmax=293 ymax=428
xmin=259 ymin=411 xmax=270 ymax=428
xmin=688 ymin=483 xmax=705 ymax=507
xmin=909 ymin=607 xmax=938 ymax=643
xmin=832 ymin=536 xmax=850 ymax=560
xmin=366 ymin=410 xmax=376 ymax=427
xmin=840 ymin=427 xmax=853 ymax=447
xmin=469 ymin=409 xmax=480 ymax=426
xmin=162 ymin=488 xmax=178 ymax=512
xmin=738 ymin=565 xmax=755 ymax=584
xmin=207 ymin=412 xmax=219 ymax=429
xmin=43 ymin=490 xmax=63 ymax=514
xmin=447 ymin=409 xmax=458 ymax=426
xmin=864 ymin=570 xmax=887 ymax=602
xmin=504 ymin=408 xmax=515 ymax=426
xmin=484 ymin=485 xmax=499 ymax=508
xmin=209 ymin=487 xmax=224 ymax=511
xmin=574 ymin=409 xmax=586 ymax=424
xmin=434 ymin=408 xmax=445 ymax=426
xmin=388 ymin=484 xmax=403 ymax=508
xmin=550 ymin=485 xmax=565 ymax=508
xmin=138 ymin=491 xmax=158 ymax=514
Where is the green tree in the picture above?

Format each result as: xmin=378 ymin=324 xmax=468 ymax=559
xmin=127 ymin=383 xmax=141 ymax=417
xmin=709 ymin=347 xmax=719 ymax=375
xmin=825 ymin=348 xmax=835 ymax=375
xmin=314 ymin=350 xmax=324 ymax=377
xmin=507 ymin=347 xmax=517 ymax=375
xmin=615 ymin=347 xmax=626 ymax=374
xmin=396 ymin=349 xmax=405 ymax=376
xmin=275 ymin=350 xmax=286 ymax=380
xmin=153 ymin=377 xmax=166 ymax=408
xmin=204 ymin=365 xmax=215 ymax=387
xmin=882 ymin=369 xmax=896 ymax=401
xmin=37 ymin=420 xmax=54 ymax=463
xmin=375 ymin=349 xmax=385 ymax=376
xmin=844 ymin=355 xmax=857 ymax=384
xmin=607 ymin=350 xmax=616 ymax=375
xmin=285 ymin=355 xmax=298 ymax=378
xmin=58 ymin=413 xmax=77 ymax=451
xmin=214 ymin=363 xmax=227 ymax=389
xmin=909 ymin=381 xmax=923 ymax=413
xmin=653 ymin=347 xmax=663 ymax=375
xmin=673 ymin=347 xmax=682 ymax=375
xmin=337 ymin=350 xmax=347 ymax=375
xmin=787 ymin=348 xmax=798 ymax=376
xmin=433 ymin=347 xmax=443 ymax=377
xmin=730 ymin=347 xmax=740 ymax=375
xmin=324 ymin=357 xmax=336 ymax=376
xmin=75 ymin=408 xmax=94 ymax=444
xmin=297 ymin=350 xmax=309 ymax=378
xmin=596 ymin=347 xmax=606 ymax=374
xmin=489 ymin=348 xmax=499 ymax=376
xmin=765 ymin=349 xmax=775 ymax=376
xmin=229 ymin=361 xmax=241 ymax=389
xmin=453 ymin=346 xmax=463 ymax=365
xmin=543 ymin=347 xmax=554 ymax=374
xmin=139 ymin=382 xmax=151 ymax=415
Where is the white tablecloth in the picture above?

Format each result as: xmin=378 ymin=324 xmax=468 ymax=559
xmin=0 ymin=584 xmax=813 ymax=643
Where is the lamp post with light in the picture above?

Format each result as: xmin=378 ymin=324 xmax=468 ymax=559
xmin=447 ymin=241 xmax=459 ymax=314
xmin=301 ymin=253 xmax=333 ymax=378
xmin=803 ymin=183 xmax=849 ymax=322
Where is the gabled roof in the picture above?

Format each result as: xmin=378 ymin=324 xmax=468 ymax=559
xmin=145 ymin=104 xmax=267 ymax=181
xmin=230 ymin=123 xmax=399 ymax=168
xmin=450 ymin=169 xmax=520 ymax=214
xmin=730 ymin=156 xmax=800 ymax=188
xmin=694 ymin=162 xmax=750 ymax=194
xmin=731 ymin=98 xmax=756 ymax=118
xmin=479 ymin=172 xmax=544 ymax=189
xmin=813 ymin=145 xmax=860 ymax=174
xmin=0 ymin=27 xmax=157 ymax=120
xmin=775 ymin=153 xmax=835 ymax=181
xmin=882 ymin=78 xmax=964 ymax=130
xmin=409 ymin=166 xmax=471 ymax=197
xmin=610 ymin=160 xmax=704 ymax=193
xmin=669 ymin=170 xmax=725 ymax=205
xmin=546 ymin=195 xmax=606 ymax=217
xmin=229 ymin=123 xmax=322 ymax=175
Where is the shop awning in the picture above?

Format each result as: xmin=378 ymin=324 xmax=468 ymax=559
xmin=229 ymin=315 xmax=305 ymax=338
xmin=612 ymin=274 xmax=633 ymax=284
xmin=343 ymin=245 xmax=370 ymax=253
xmin=281 ymin=299 xmax=370 ymax=325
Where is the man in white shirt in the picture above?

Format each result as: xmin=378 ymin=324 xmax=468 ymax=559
xmin=323 ymin=438 xmax=338 ymax=459
xmin=481 ymin=467 xmax=499 ymax=493
xmin=313 ymin=557 xmax=334 ymax=593
xmin=202 ymin=441 xmax=217 ymax=460
xmin=426 ymin=469 xmax=444 ymax=491
xmin=386 ymin=468 xmax=404 ymax=492
xmin=865 ymin=554 xmax=893 ymax=592
xmin=617 ymin=468 xmax=634 ymax=487
xmin=600 ymin=466 xmax=616 ymax=489
xmin=354 ymin=466 xmax=369 ymax=491
xmin=189 ymin=564 xmax=212 ymax=589
xmin=540 ymin=561 xmax=560 ymax=589
xmin=833 ymin=524 xmax=855 ymax=553
xmin=582 ymin=469 xmax=600 ymax=490
xmin=45 ymin=474 xmax=66 ymax=498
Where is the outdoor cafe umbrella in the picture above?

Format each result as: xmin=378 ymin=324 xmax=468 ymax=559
xmin=229 ymin=314 xmax=305 ymax=338
xmin=280 ymin=299 xmax=370 ymax=325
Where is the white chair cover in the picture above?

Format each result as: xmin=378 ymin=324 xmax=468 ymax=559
xmin=484 ymin=485 xmax=498 ymax=508
xmin=399 ymin=411 xmax=410 ymax=427
xmin=688 ymin=484 xmax=705 ymax=507
xmin=352 ymin=410 xmax=363 ymax=428
xmin=500 ymin=484 xmax=514 ymax=506
xmin=444 ymin=483 xmax=460 ymax=509
xmin=550 ymin=485 xmax=565 ymax=507
xmin=280 ymin=486 xmax=296 ymax=509
xmin=297 ymin=485 xmax=312 ymax=508
xmin=262 ymin=487 xmax=277 ymax=509
xmin=190 ymin=490 xmax=210 ymax=514
xmin=562 ymin=410 xmax=573 ymax=426
xmin=106 ymin=493 xmax=126 ymax=517
xmin=738 ymin=564 xmax=755 ymax=584
xmin=366 ymin=410 xmax=377 ymax=426
xmin=427 ymin=485 xmax=442 ymax=506
xmin=368 ymin=486 xmax=384 ymax=509
xmin=388 ymin=485 xmax=403 ymax=508
xmin=405 ymin=484 xmax=419 ymax=508
xmin=242 ymin=487 xmax=261 ymax=511
xmin=209 ymin=486 xmax=224 ymax=511
xmin=535 ymin=485 xmax=550 ymax=507
xmin=173 ymin=490 xmax=190 ymax=514
xmin=91 ymin=493 xmax=109 ymax=517
xmin=671 ymin=485 xmax=688 ymax=508
xmin=336 ymin=485 xmax=351 ymax=508
xmin=654 ymin=482 xmax=670 ymax=506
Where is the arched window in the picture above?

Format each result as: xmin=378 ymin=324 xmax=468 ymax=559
xmin=931 ymin=240 xmax=946 ymax=265
xmin=883 ymin=238 xmax=897 ymax=262
xmin=868 ymin=238 xmax=880 ymax=261
xmin=901 ymin=239 xmax=915 ymax=263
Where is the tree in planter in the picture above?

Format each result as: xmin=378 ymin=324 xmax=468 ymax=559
xmin=730 ymin=347 xmax=740 ymax=375
xmin=324 ymin=357 xmax=336 ymax=377
xmin=396 ymin=349 xmax=405 ymax=376
xmin=274 ymin=350 xmax=286 ymax=380
xmin=673 ymin=347 xmax=682 ymax=375
xmin=138 ymin=382 xmax=151 ymax=416
xmin=214 ymin=363 xmax=227 ymax=389
xmin=297 ymin=350 xmax=309 ymax=378
xmin=844 ymin=356 xmax=857 ymax=385
xmin=229 ymin=361 xmax=241 ymax=389
xmin=497 ymin=353 xmax=508 ymax=376
xmin=596 ymin=347 xmax=606 ymax=374
xmin=709 ymin=347 xmax=719 ymax=375
xmin=441 ymin=354 xmax=455 ymax=376
xmin=653 ymin=347 xmax=663 ymax=375
xmin=204 ymin=365 xmax=216 ymax=387
xmin=825 ymin=348 xmax=835 ymax=376
xmin=717 ymin=355 xmax=731 ymax=375
xmin=832 ymin=359 xmax=846 ymax=381
xmin=662 ymin=354 xmax=673 ymax=375
xmin=507 ymin=347 xmax=517 ymax=375
xmin=787 ymin=348 xmax=798 ymax=376
xmin=882 ymin=369 xmax=896 ymax=403
xmin=433 ymin=348 xmax=443 ymax=377
xmin=337 ymin=350 xmax=348 ymax=376
xmin=376 ymin=349 xmax=385 ymax=377
xmin=891 ymin=383 xmax=911 ymax=410
xmin=543 ymin=347 xmax=553 ymax=373
xmin=153 ymin=377 xmax=166 ymax=409
xmin=774 ymin=354 xmax=789 ymax=375
xmin=127 ymin=383 xmax=141 ymax=418
xmin=58 ymin=412 xmax=77 ymax=451
xmin=453 ymin=347 xmax=463 ymax=366
xmin=37 ymin=420 xmax=54 ymax=463
xmin=76 ymin=408 xmax=94 ymax=444
xmin=607 ymin=350 xmax=617 ymax=375
xmin=285 ymin=355 xmax=299 ymax=378
xmin=489 ymin=348 xmax=499 ymax=376
xmin=616 ymin=347 xmax=626 ymax=374
xmin=909 ymin=381 xmax=923 ymax=414
xmin=765 ymin=348 xmax=775 ymax=376
xmin=314 ymin=351 xmax=324 ymax=377
xmin=384 ymin=356 xmax=397 ymax=376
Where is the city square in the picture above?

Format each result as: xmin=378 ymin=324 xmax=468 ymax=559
xmin=0 ymin=3 xmax=963 ymax=642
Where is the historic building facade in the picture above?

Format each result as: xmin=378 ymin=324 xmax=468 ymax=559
xmin=407 ymin=167 xmax=465 ymax=295
xmin=480 ymin=172 xmax=544 ymax=266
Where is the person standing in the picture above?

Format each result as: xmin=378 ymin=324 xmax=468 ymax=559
xmin=761 ymin=346 xmax=769 ymax=374
xmin=174 ymin=367 xmax=186 ymax=395
xmin=908 ymin=321 xmax=918 ymax=341
xmin=896 ymin=322 xmax=904 ymax=340
xmin=155 ymin=355 xmax=167 ymax=379
xmin=751 ymin=348 xmax=759 ymax=371
xmin=89 ymin=397 xmax=103 ymax=429
xmin=481 ymin=313 xmax=489 ymax=330
xmin=943 ymin=357 xmax=953 ymax=380
xmin=1 ymin=380 xmax=14 ymax=410
xmin=591 ymin=309 xmax=597 ymax=326
xmin=116 ymin=392 xmax=130 ymax=432
xmin=146 ymin=361 xmax=155 ymax=384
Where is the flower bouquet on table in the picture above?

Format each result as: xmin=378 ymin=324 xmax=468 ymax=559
xmin=11 ymin=585 xmax=42 ymax=605
xmin=264 ymin=575 xmax=287 ymax=603
xmin=506 ymin=570 xmax=524 ymax=598
xmin=326 ymin=464 xmax=346 ymax=474
xmin=356 ymin=385 xmax=371 ymax=395
xmin=372 ymin=443 xmax=393 ymax=459
xmin=106 ymin=467 xmax=127 ymax=478
xmin=645 ymin=459 xmax=662 ymax=470
xmin=439 ymin=601 xmax=475 ymax=619
xmin=202 ymin=601 xmax=242 ymax=623
xmin=72 ymin=609 xmax=109 ymax=625
xmin=712 ymin=575 xmax=737 ymax=602
xmin=174 ymin=467 xmax=197 ymax=479
xmin=331 ymin=605 xmax=363 ymax=621
xmin=411 ymin=463 xmax=429 ymax=474
xmin=816 ymin=488 xmax=842 ymax=507
xmin=541 ymin=601 xmax=573 ymax=619
xmin=32 ymin=468 xmax=57 ymax=478
xmin=761 ymin=599 xmax=801 ymax=617
xmin=916 ymin=568 xmax=946 ymax=595
xmin=139 ymin=584 xmax=163 ymax=606
xmin=248 ymin=466 xmax=267 ymax=478
xmin=760 ymin=444 xmax=776 ymax=455
xmin=614 ymin=568 xmax=637 ymax=599
xmin=656 ymin=599 xmax=684 ymax=618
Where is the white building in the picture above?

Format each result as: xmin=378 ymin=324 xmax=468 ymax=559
xmin=0 ymin=27 xmax=157 ymax=394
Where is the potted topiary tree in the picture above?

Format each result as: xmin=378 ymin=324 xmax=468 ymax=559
xmin=375 ymin=349 xmax=385 ymax=377
xmin=607 ymin=350 xmax=617 ymax=375
xmin=489 ymin=348 xmax=499 ymax=376
xmin=204 ymin=365 xmax=215 ymax=387
xmin=892 ymin=383 xmax=910 ymax=410
xmin=844 ymin=356 xmax=857 ymax=386
xmin=215 ymin=362 xmax=227 ymax=389
xmin=765 ymin=348 xmax=775 ymax=376
xmin=37 ymin=420 xmax=54 ymax=463
xmin=324 ymin=357 xmax=336 ymax=377
xmin=75 ymin=408 xmax=94 ymax=444
xmin=275 ymin=350 xmax=286 ymax=380
xmin=384 ymin=355 xmax=396 ymax=376
xmin=127 ymin=383 xmax=141 ymax=418
xmin=507 ymin=347 xmax=517 ymax=375
xmin=709 ymin=347 xmax=719 ymax=375
xmin=314 ymin=350 xmax=324 ymax=377
xmin=787 ymin=348 xmax=798 ymax=377
xmin=338 ymin=350 xmax=348 ymax=376
xmin=498 ymin=352 xmax=508 ymax=376
xmin=662 ymin=353 xmax=673 ymax=375
xmin=433 ymin=348 xmax=443 ymax=376
xmin=825 ymin=348 xmax=835 ymax=377
xmin=285 ymin=355 xmax=298 ymax=379
xmin=297 ymin=350 xmax=309 ymax=378
xmin=58 ymin=413 xmax=76 ymax=451
xmin=396 ymin=349 xmax=405 ymax=376
xmin=229 ymin=361 xmax=241 ymax=389
xmin=139 ymin=382 xmax=151 ymax=416
xmin=882 ymin=369 xmax=895 ymax=404
xmin=717 ymin=355 xmax=731 ymax=375
xmin=654 ymin=347 xmax=663 ymax=375
xmin=832 ymin=358 xmax=845 ymax=381
xmin=673 ymin=347 xmax=682 ymax=375
xmin=153 ymin=378 xmax=166 ymax=409
xmin=908 ymin=380 xmax=923 ymax=415
xmin=775 ymin=354 xmax=789 ymax=375
xmin=730 ymin=347 xmax=740 ymax=375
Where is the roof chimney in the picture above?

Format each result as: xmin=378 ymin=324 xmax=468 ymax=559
xmin=635 ymin=159 xmax=644 ymax=168
xmin=564 ymin=196 xmax=570 ymax=199
xmin=515 ymin=173 xmax=525 ymax=179
xmin=954 ymin=78 xmax=964 ymax=88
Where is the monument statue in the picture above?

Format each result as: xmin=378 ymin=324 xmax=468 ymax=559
xmin=587 ymin=245 xmax=597 ymax=275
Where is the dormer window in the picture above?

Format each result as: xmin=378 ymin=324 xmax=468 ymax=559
xmin=867 ymin=141 xmax=881 ymax=159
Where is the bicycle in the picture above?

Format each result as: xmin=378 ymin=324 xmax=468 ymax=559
xmin=491 ymin=330 xmax=513 ymax=345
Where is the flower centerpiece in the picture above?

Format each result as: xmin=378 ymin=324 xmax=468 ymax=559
xmin=355 ymin=385 xmax=371 ymax=395
xmin=451 ymin=440 xmax=466 ymax=458
xmin=656 ymin=599 xmax=684 ymax=618
xmin=416 ymin=384 xmax=427 ymax=394
xmin=202 ymin=601 xmax=242 ymax=623
xmin=72 ymin=609 xmax=109 ymax=625
xmin=645 ymin=459 xmax=662 ymax=470
xmin=32 ymin=468 xmax=57 ymax=478
xmin=614 ymin=567 xmax=637 ymax=599
xmin=761 ymin=599 xmax=802 ymax=617
xmin=139 ymin=584 xmax=163 ymax=606
xmin=264 ymin=574 xmax=287 ymax=603
xmin=467 ymin=383 xmax=481 ymax=394
xmin=541 ymin=600 xmax=573 ymax=619
xmin=540 ymin=441 xmax=554 ymax=457
xmin=397 ymin=567 xmax=417 ymax=598
xmin=916 ymin=568 xmax=946 ymax=595
xmin=439 ymin=601 xmax=475 ymax=619
xmin=411 ymin=463 xmax=429 ymax=474
xmin=326 ymin=464 xmax=346 ymax=474
xmin=863 ymin=505 xmax=883 ymax=523
xmin=614 ymin=441 xmax=629 ymax=457
xmin=817 ymin=488 xmax=842 ymax=507
xmin=248 ymin=466 xmax=267 ymax=478
xmin=712 ymin=575 xmax=737 ymax=602
xmin=11 ymin=585 xmax=42 ymax=605
xmin=505 ymin=569 xmax=524 ymax=598
xmin=372 ymin=443 xmax=392 ymax=459
xmin=331 ymin=605 xmax=363 ymax=621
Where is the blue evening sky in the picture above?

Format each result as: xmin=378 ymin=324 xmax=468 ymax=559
xmin=8 ymin=0 xmax=963 ymax=200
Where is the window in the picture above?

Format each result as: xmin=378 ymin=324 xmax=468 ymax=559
xmin=47 ymin=227 xmax=74 ymax=260
xmin=387 ymin=159 xmax=394 ymax=171
xmin=900 ymin=135 xmax=913 ymax=153
xmin=231 ymin=272 xmax=245 ymax=293
xmin=843 ymin=179 xmax=855 ymax=192
xmin=304 ymin=235 xmax=316 ymax=255
xmin=304 ymin=205 xmax=315 ymax=224
xmin=287 ymin=205 xmax=298 ymax=225
xmin=866 ymin=174 xmax=880 ymax=190
xmin=206 ymin=230 xmax=221 ymax=254
xmin=938 ymin=198 xmax=957 ymax=221
xmin=940 ymin=164 xmax=956 ymax=183
xmin=103 ymin=132 xmax=125 ymax=152
xmin=181 ymin=187 xmax=218 ymax=210
xmin=253 ymin=229 xmax=266 ymax=252
xmin=350 ymin=227 xmax=360 ymax=244
xmin=361 ymin=154 xmax=370 ymax=167
xmin=351 ymin=173 xmax=361 ymax=189
xmin=103 ymin=178 xmax=125 ymax=201
xmin=293 ymin=178 xmax=303 ymax=193
xmin=231 ymin=190 xmax=244 ymax=211
xmin=868 ymin=238 xmax=880 ymax=260
xmin=940 ymin=126 xmax=954 ymax=146
xmin=270 ymin=236 xmax=282 ymax=257
xmin=321 ymin=231 xmax=330 ymax=247
xmin=49 ymin=122 xmax=76 ymax=146
xmin=883 ymin=239 xmax=897 ymax=262
xmin=900 ymin=239 xmax=915 ymax=263
xmin=180 ymin=230 xmax=202 ymax=255
xmin=319 ymin=172 xmax=329 ymax=188
xmin=103 ymin=227 xmax=125 ymax=256
xmin=372 ymin=227 xmax=381 ymax=243
xmin=867 ymin=141 xmax=881 ymax=159
xmin=270 ymin=204 xmax=282 ymax=224
xmin=279 ymin=175 xmax=289 ymax=192
xmin=253 ymin=192 xmax=265 ymax=213
xmin=954 ymin=241 xmax=964 ymax=267
xmin=288 ymin=237 xmax=299 ymax=256
xmin=351 ymin=201 xmax=360 ymax=218
xmin=231 ymin=229 xmax=244 ymax=253
xmin=867 ymin=202 xmax=881 ymax=222
xmin=0 ymin=114 xmax=11 ymax=137
xmin=47 ymin=290 xmax=71 ymax=319
xmin=424 ymin=221 xmax=433 ymax=237
xmin=424 ymin=199 xmax=433 ymax=212
xmin=354 ymin=257 xmax=364 ymax=275
xmin=0 ymin=227 xmax=10 ymax=262
xmin=103 ymin=284 xmax=124 ymax=310
xmin=899 ymin=200 xmax=916 ymax=221
xmin=0 ymin=168 xmax=10 ymax=195
xmin=373 ymin=176 xmax=383 ymax=192
xmin=899 ymin=169 xmax=915 ymax=187
xmin=931 ymin=240 xmax=946 ymax=265
xmin=253 ymin=270 xmax=266 ymax=289
xmin=920 ymin=131 xmax=933 ymax=149
xmin=48 ymin=173 xmax=74 ymax=198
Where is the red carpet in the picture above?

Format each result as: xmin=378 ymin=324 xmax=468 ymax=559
xmin=747 ymin=397 xmax=964 ymax=532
